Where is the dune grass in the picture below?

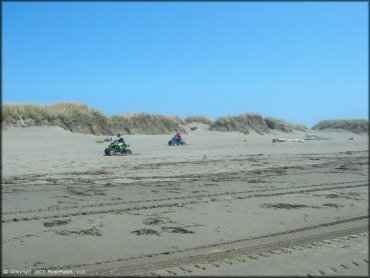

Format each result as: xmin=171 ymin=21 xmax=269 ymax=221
xmin=209 ymin=113 xmax=307 ymax=134
xmin=209 ymin=113 xmax=268 ymax=134
xmin=265 ymin=117 xmax=308 ymax=132
xmin=110 ymin=113 xmax=186 ymax=135
xmin=185 ymin=115 xmax=213 ymax=125
xmin=2 ymin=102 xmax=111 ymax=134
xmin=3 ymin=102 xmax=311 ymax=135
xmin=2 ymin=103 xmax=186 ymax=135
xmin=312 ymin=119 xmax=368 ymax=134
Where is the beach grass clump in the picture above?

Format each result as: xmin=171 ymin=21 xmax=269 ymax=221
xmin=2 ymin=102 xmax=111 ymax=135
xmin=185 ymin=115 xmax=213 ymax=125
xmin=2 ymin=103 xmax=49 ymax=126
xmin=264 ymin=117 xmax=294 ymax=132
xmin=110 ymin=113 xmax=186 ymax=135
xmin=210 ymin=113 xmax=307 ymax=134
xmin=47 ymin=102 xmax=111 ymax=135
xmin=2 ymin=103 xmax=187 ymax=135
xmin=209 ymin=113 xmax=269 ymax=134
xmin=243 ymin=113 xmax=271 ymax=134
xmin=312 ymin=119 xmax=368 ymax=134
xmin=265 ymin=117 xmax=308 ymax=132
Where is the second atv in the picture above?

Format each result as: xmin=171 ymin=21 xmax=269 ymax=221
xmin=168 ymin=136 xmax=186 ymax=146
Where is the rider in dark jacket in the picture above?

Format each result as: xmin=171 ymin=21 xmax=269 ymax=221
xmin=116 ymin=133 xmax=126 ymax=149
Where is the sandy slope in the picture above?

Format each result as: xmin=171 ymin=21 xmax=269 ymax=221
xmin=2 ymin=124 xmax=368 ymax=276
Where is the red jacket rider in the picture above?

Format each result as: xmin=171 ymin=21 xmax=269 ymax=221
xmin=175 ymin=131 xmax=183 ymax=142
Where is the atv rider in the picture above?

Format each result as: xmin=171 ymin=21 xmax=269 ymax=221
xmin=116 ymin=133 xmax=126 ymax=150
xmin=173 ymin=131 xmax=183 ymax=143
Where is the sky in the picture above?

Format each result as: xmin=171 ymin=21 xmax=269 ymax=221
xmin=3 ymin=2 xmax=368 ymax=127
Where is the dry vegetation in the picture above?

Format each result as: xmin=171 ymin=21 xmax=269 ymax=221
xmin=265 ymin=117 xmax=308 ymax=132
xmin=209 ymin=113 xmax=307 ymax=134
xmin=2 ymin=103 xmax=186 ymax=135
xmin=2 ymin=102 xmax=111 ymax=134
xmin=3 ymin=102 xmax=334 ymax=136
xmin=312 ymin=120 xmax=368 ymax=134
xmin=110 ymin=113 xmax=186 ymax=135
xmin=209 ymin=113 xmax=268 ymax=134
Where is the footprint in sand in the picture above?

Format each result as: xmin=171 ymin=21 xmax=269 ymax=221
xmin=161 ymin=226 xmax=194 ymax=234
xmin=131 ymin=229 xmax=160 ymax=236
xmin=43 ymin=219 xmax=71 ymax=227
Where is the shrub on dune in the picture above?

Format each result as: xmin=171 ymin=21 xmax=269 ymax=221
xmin=312 ymin=119 xmax=368 ymax=134
xmin=264 ymin=117 xmax=307 ymax=132
xmin=110 ymin=113 xmax=186 ymax=135
xmin=210 ymin=113 xmax=307 ymax=134
xmin=210 ymin=113 xmax=269 ymax=134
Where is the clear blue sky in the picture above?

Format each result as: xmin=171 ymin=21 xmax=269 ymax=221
xmin=3 ymin=2 xmax=368 ymax=127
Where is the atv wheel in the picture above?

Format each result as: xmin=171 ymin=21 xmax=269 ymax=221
xmin=108 ymin=148 xmax=116 ymax=156
xmin=168 ymin=140 xmax=174 ymax=146
xmin=104 ymin=148 xmax=110 ymax=155
xmin=122 ymin=149 xmax=133 ymax=155
xmin=180 ymin=141 xmax=186 ymax=145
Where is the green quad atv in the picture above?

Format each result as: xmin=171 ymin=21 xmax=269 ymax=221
xmin=104 ymin=141 xmax=133 ymax=156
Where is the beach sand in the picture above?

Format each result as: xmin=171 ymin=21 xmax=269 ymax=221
xmin=2 ymin=124 xmax=368 ymax=276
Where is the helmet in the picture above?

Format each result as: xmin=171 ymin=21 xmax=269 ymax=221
xmin=117 ymin=133 xmax=121 ymax=137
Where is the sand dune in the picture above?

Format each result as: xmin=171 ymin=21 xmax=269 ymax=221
xmin=2 ymin=124 xmax=368 ymax=276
